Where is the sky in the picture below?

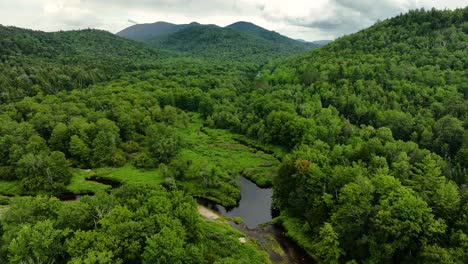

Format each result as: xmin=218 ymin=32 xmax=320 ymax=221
xmin=0 ymin=0 xmax=466 ymax=41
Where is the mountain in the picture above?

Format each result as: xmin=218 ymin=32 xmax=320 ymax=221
xmin=0 ymin=25 xmax=162 ymax=62
xmin=226 ymin=21 xmax=319 ymax=48
xmin=310 ymin=40 xmax=332 ymax=46
xmin=117 ymin=21 xmax=324 ymax=62
xmin=116 ymin=21 xmax=199 ymax=41
xmin=0 ymin=25 xmax=163 ymax=103
xmin=146 ymin=24 xmax=299 ymax=63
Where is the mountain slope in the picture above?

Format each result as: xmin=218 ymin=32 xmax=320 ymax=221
xmin=146 ymin=24 xmax=314 ymax=63
xmin=310 ymin=40 xmax=332 ymax=46
xmin=0 ymin=26 xmax=163 ymax=103
xmin=227 ymin=21 xmax=321 ymax=49
xmin=116 ymin=21 xmax=199 ymax=41
xmin=118 ymin=21 xmax=323 ymax=63
xmin=251 ymin=7 xmax=467 ymax=263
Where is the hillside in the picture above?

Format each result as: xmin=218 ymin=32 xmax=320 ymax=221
xmin=0 ymin=26 xmax=160 ymax=61
xmin=118 ymin=21 xmax=321 ymax=63
xmin=246 ymin=7 xmax=466 ymax=263
xmin=0 ymin=26 xmax=167 ymax=103
xmin=267 ymin=7 xmax=467 ymax=169
xmin=146 ymin=24 xmax=312 ymax=63
xmin=116 ymin=21 xmax=199 ymax=41
xmin=226 ymin=21 xmax=320 ymax=49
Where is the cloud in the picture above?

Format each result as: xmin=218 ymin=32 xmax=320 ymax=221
xmin=258 ymin=0 xmax=467 ymax=38
xmin=42 ymin=0 xmax=104 ymax=29
xmin=0 ymin=0 xmax=466 ymax=41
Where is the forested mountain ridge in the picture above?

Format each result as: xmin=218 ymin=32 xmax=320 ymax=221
xmin=146 ymin=24 xmax=315 ymax=63
xmin=118 ymin=20 xmax=321 ymax=49
xmin=119 ymin=21 xmax=321 ymax=63
xmin=265 ymin=7 xmax=467 ymax=178
xmin=116 ymin=21 xmax=200 ymax=41
xmin=0 ymin=26 xmax=161 ymax=61
xmin=0 ymin=25 xmax=167 ymax=104
xmin=226 ymin=21 xmax=321 ymax=49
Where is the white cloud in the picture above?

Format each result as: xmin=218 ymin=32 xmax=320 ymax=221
xmin=0 ymin=0 xmax=466 ymax=41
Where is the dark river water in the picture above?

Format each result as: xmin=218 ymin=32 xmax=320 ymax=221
xmin=197 ymin=175 xmax=273 ymax=228
xmin=58 ymin=174 xmax=314 ymax=263
xmin=197 ymin=176 xmax=315 ymax=264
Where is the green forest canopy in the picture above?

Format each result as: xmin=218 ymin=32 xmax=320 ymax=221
xmin=0 ymin=7 xmax=466 ymax=264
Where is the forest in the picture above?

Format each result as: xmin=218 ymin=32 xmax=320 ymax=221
xmin=0 ymin=6 xmax=467 ymax=264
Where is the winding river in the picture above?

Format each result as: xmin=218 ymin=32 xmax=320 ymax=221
xmin=197 ymin=176 xmax=273 ymax=229
xmin=197 ymin=176 xmax=315 ymax=264
xmin=58 ymin=175 xmax=314 ymax=263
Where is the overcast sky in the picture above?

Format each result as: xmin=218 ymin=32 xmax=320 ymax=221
xmin=0 ymin=0 xmax=466 ymax=41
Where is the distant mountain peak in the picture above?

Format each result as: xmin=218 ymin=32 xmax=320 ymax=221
xmin=116 ymin=20 xmax=327 ymax=57
xmin=228 ymin=21 xmax=260 ymax=27
xmin=116 ymin=21 xmax=199 ymax=41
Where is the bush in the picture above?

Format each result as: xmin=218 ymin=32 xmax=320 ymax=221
xmin=132 ymin=152 xmax=156 ymax=169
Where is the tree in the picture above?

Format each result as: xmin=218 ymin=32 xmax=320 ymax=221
xmin=376 ymin=110 xmax=414 ymax=141
xmin=68 ymin=251 xmax=119 ymax=264
xmin=419 ymin=245 xmax=454 ymax=264
xmin=145 ymin=124 xmax=181 ymax=164
xmin=331 ymin=177 xmax=374 ymax=259
xmin=143 ymin=225 xmax=187 ymax=264
xmin=8 ymin=220 xmax=68 ymax=264
xmin=313 ymin=223 xmax=342 ymax=264
xmin=369 ymin=175 xmax=446 ymax=263
xmin=25 ymin=134 xmax=49 ymax=155
xmin=66 ymin=230 xmax=122 ymax=264
xmin=433 ymin=115 xmax=464 ymax=157
xmin=69 ymin=135 xmax=90 ymax=166
xmin=91 ymin=131 xmax=118 ymax=167
xmin=91 ymin=119 xmax=121 ymax=167
xmin=49 ymin=123 xmax=69 ymax=153
xmin=16 ymin=151 xmax=71 ymax=193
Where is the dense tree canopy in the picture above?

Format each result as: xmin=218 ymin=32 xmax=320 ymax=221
xmin=0 ymin=185 xmax=269 ymax=263
xmin=0 ymin=6 xmax=466 ymax=264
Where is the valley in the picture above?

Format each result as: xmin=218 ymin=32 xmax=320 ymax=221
xmin=0 ymin=6 xmax=467 ymax=264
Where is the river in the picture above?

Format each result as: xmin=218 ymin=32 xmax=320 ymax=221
xmin=58 ymin=174 xmax=314 ymax=263
xmin=197 ymin=176 xmax=315 ymax=264
xmin=197 ymin=175 xmax=273 ymax=229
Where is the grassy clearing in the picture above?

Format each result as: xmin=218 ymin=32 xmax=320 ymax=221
xmin=156 ymin=114 xmax=282 ymax=205
xmin=95 ymin=164 xmax=164 ymax=185
xmin=66 ymin=169 xmax=111 ymax=194
xmin=0 ymin=180 xmax=21 ymax=196
xmin=67 ymin=165 xmax=163 ymax=194
xmin=181 ymin=115 xmax=281 ymax=187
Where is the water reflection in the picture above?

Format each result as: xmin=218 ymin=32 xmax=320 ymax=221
xmin=197 ymin=175 xmax=273 ymax=229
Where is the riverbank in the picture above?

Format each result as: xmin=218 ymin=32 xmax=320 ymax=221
xmin=196 ymin=202 xmax=314 ymax=264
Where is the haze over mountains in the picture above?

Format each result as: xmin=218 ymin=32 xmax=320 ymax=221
xmin=116 ymin=21 xmax=201 ymax=42
xmin=116 ymin=21 xmax=328 ymax=62
xmin=117 ymin=21 xmax=328 ymax=45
